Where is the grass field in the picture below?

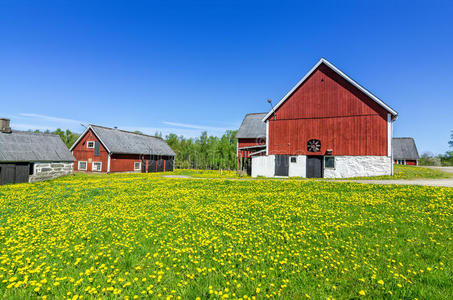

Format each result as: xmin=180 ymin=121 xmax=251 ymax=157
xmin=0 ymin=174 xmax=452 ymax=299
xmin=169 ymin=165 xmax=452 ymax=180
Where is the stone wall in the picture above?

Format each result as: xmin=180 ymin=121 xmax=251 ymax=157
xmin=323 ymin=156 xmax=392 ymax=178
xmin=29 ymin=162 xmax=74 ymax=183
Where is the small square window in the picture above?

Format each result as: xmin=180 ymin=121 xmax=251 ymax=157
xmin=134 ymin=162 xmax=141 ymax=171
xmin=92 ymin=162 xmax=102 ymax=172
xmin=87 ymin=141 xmax=95 ymax=148
xmin=290 ymin=156 xmax=297 ymax=163
xmin=78 ymin=161 xmax=87 ymax=170
xmin=324 ymin=156 xmax=335 ymax=169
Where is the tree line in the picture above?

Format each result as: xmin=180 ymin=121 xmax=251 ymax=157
xmin=419 ymin=131 xmax=453 ymax=166
xmin=30 ymin=128 xmax=239 ymax=170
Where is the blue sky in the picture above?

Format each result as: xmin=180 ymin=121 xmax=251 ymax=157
xmin=1 ymin=1 xmax=452 ymax=154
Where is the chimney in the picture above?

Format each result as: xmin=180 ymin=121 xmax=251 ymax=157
xmin=0 ymin=118 xmax=12 ymax=133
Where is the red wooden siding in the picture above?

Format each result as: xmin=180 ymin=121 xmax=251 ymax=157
xmin=72 ymin=129 xmax=109 ymax=172
xmin=237 ymin=138 xmax=265 ymax=158
xmin=268 ymin=64 xmax=388 ymax=156
xmin=110 ymin=154 xmax=144 ymax=173
xmin=405 ymin=160 xmax=417 ymax=165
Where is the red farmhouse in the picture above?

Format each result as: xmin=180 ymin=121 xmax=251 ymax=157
xmin=237 ymin=58 xmax=398 ymax=178
xmin=70 ymin=125 xmax=175 ymax=173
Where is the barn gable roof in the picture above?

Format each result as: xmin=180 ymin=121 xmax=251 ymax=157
xmin=263 ymin=58 xmax=398 ymax=121
xmin=236 ymin=113 xmax=267 ymax=139
xmin=70 ymin=125 xmax=175 ymax=156
xmin=392 ymin=138 xmax=419 ymax=160
xmin=0 ymin=131 xmax=75 ymax=162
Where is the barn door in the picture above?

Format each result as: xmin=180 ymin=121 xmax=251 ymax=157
xmin=15 ymin=164 xmax=30 ymax=183
xmin=142 ymin=159 xmax=146 ymax=173
xmin=157 ymin=158 xmax=164 ymax=172
xmin=0 ymin=164 xmax=15 ymax=185
xmin=306 ymin=156 xmax=323 ymax=178
xmin=166 ymin=158 xmax=174 ymax=172
xmin=274 ymin=155 xmax=289 ymax=176
xmin=0 ymin=164 xmax=29 ymax=185
xmin=148 ymin=158 xmax=157 ymax=172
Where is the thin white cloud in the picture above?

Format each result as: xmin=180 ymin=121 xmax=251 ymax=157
xmin=19 ymin=113 xmax=83 ymax=124
xmin=162 ymin=121 xmax=231 ymax=132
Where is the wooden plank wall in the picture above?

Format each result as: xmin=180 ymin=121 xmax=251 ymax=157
xmin=268 ymin=63 xmax=389 ymax=156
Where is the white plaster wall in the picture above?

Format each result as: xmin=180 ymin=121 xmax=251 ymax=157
xmin=288 ymin=155 xmax=306 ymax=177
xmin=251 ymin=155 xmax=275 ymax=177
xmin=323 ymin=156 xmax=392 ymax=178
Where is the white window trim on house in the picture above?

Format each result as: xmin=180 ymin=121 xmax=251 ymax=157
xmin=78 ymin=161 xmax=87 ymax=171
xmin=87 ymin=141 xmax=95 ymax=148
xmin=134 ymin=162 xmax=141 ymax=171
xmin=92 ymin=161 xmax=102 ymax=172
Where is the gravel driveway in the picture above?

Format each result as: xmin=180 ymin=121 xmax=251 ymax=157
xmin=350 ymin=167 xmax=453 ymax=188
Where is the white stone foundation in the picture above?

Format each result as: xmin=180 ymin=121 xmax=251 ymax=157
xmin=251 ymin=155 xmax=275 ymax=177
xmin=29 ymin=162 xmax=74 ymax=183
xmin=323 ymin=156 xmax=392 ymax=178
xmin=252 ymin=155 xmax=392 ymax=178
xmin=288 ymin=155 xmax=307 ymax=177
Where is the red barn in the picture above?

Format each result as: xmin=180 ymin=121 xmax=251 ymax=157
xmin=70 ymin=125 xmax=175 ymax=173
xmin=392 ymin=137 xmax=419 ymax=165
xmin=236 ymin=113 xmax=267 ymax=174
xmin=238 ymin=58 xmax=398 ymax=178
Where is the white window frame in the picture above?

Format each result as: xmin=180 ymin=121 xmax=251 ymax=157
xmin=78 ymin=161 xmax=87 ymax=171
xmin=324 ymin=156 xmax=335 ymax=169
xmin=92 ymin=161 xmax=102 ymax=172
xmin=290 ymin=156 xmax=297 ymax=163
xmin=134 ymin=162 xmax=141 ymax=171
xmin=87 ymin=141 xmax=95 ymax=148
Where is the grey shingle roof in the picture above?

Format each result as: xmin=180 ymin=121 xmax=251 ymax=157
xmin=236 ymin=113 xmax=267 ymax=139
xmin=90 ymin=125 xmax=175 ymax=156
xmin=392 ymin=138 xmax=419 ymax=160
xmin=0 ymin=131 xmax=75 ymax=162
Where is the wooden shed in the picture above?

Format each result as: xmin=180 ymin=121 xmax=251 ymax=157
xmin=70 ymin=125 xmax=175 ymax=173
xmin=0 ymin=118 xmax=75 ymax=185
xmin=392 ymin=138 xmax=419 ymax=165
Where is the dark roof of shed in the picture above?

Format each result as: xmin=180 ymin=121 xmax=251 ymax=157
xmin=392 ymin=138 xmax=419 ymax=160
xmin=236 ymin=113 xmax=267 ymax=139
xmin=89 ymin=125 xmax=176 ymax=156
xmin=0 ymin=131 xmax=75 ymax=162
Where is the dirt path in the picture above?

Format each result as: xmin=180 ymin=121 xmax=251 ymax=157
xmin=347 ymin=167 xmax=453 ymax=187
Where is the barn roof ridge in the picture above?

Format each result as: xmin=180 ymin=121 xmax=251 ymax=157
xmin=392 ymin=137 xmax=419 ymax=160
xmin=0 ymin=130 xmax=75 ymax=162
xmin=262 ymin=58 xmax=398 ymax=121
xmin=89 ymin=124 xmax=164 ymax=140
xmin=70 ymin=124 xmax=175 ymax=156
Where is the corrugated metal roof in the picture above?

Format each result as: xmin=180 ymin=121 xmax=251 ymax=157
xmin=90 ymin=125 xmax=175 ymax=156
xmin=392 ymin=138 xmax=419 ymax=160
xmin=236 ymin=113 xmax=266 ymax=139
xmin=0 ymin=131 xmax=75 ymax=162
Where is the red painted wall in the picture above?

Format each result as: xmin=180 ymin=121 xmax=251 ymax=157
xmin=237 ymin=138 xmax=265 ymax=158
xmin=72 ymin=129 xmax=109 ymax=172
xmin=267 ymin=63 xmax=389 ymax=156
xmin=73 ymin=131 xmax=172 ymax=173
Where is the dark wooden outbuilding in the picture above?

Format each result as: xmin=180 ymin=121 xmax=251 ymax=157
xmin=0 ymin=118 xmax=75 ymax=185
